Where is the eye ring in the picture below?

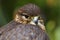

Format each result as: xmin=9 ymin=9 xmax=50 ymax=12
xmin=20 ymin=13 xmax=29 ymax=18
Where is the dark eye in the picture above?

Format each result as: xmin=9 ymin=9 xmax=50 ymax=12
xmin=20 ymin=13 xmax=29 ymax=18
xmin=24 ymin=15 xmax=29 ymax=18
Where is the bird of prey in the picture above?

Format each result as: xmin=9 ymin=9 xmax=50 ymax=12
xmin=0 ymin=3 xmax=49 ymax=40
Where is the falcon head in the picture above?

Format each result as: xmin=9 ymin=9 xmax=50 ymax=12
xmin=14 ymin=3 xmax=45 ymax=30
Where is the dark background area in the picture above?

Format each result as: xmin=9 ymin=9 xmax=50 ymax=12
xmin=0 ymin=0 xmax=60 ymax=40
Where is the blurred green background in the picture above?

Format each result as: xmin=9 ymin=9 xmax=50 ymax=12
xmin=0 ymin=0 xmax=60 ymax=40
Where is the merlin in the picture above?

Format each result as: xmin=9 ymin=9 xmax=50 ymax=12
xmin=0 ymin=3 xmax=49 ymax=40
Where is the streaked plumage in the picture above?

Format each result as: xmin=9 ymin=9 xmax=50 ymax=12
xmin=0 ymin=3 xmax=49 ymax=40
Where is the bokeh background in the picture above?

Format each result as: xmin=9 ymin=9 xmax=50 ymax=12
xmin=0 ymin=0 xmax=60 ymax=40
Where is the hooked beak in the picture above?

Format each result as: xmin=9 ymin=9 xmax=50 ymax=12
xmin=30 ymin=16 xmax=45 ymax=31
xmin=30 ymin=16 xmax=39 ymax=25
